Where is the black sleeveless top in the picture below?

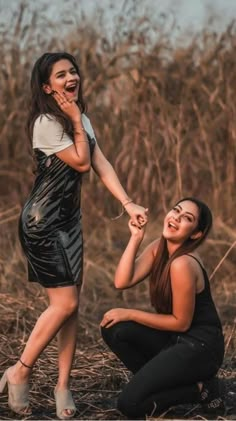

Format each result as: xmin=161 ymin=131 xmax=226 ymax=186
xmin=184 ymin=255 xmax=224 ymax=352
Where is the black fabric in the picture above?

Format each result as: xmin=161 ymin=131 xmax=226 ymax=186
xmin=101 ymin=257 xmax=224 ymax=418
xmin=181 ymin=255 xmax=224 ymax=365
xmin=101 ymin=322 xmax=223 ymax=418
xmin=19 ymin=136 xmax=96 ymax=288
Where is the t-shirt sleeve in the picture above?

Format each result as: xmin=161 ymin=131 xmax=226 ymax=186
xmin=33 ymin=115 xmax=73 ymax=156
xmin=81 ymin=114 xmax=97 ymax=142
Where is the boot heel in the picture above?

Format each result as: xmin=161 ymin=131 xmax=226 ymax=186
xmin=0 ymin=371 xmax=7 ymax=393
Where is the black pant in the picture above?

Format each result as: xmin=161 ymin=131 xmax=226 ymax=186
xmin=101 ymin=321 xmax=222 ymax=418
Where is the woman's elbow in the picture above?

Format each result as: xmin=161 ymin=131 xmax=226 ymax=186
xmin=114 ymin=277 xmax=130 ymax=289
xmin=114 ymin=280 xmax=124 ymax=290
xmin=81 ymin=163 xmax=91 ymax=172
xmin=178 ymin=320 xmax=191 ymax=332
xmin=76 ymin=161 xmax=91 ymax=172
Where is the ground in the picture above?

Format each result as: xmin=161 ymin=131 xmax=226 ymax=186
xmin=0 ymin=300 xmax=235 ymax=421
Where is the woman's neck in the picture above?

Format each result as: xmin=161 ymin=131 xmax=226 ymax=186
xmin=167 ymin=240 xmax=181 ymax=256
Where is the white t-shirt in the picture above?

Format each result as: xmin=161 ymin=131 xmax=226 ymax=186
xmin=33 ymin=113 xmax=96 ymax=156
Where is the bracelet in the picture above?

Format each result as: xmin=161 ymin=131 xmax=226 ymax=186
xmin=110 ymin=207 xmax=125 ymax=221
xmin=122 ymin=199 xmax=133 ymax=207
xmin=110 ymin=199 xmax=133 ymax=221
xmin=74 ymin=127 xmax=86 ymax=135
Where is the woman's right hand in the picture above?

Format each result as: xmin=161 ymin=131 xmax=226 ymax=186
xmin=52 ymin=90 xmax=82 ymax=124
xmin=128 ymin=219 xmax=146 ymax=240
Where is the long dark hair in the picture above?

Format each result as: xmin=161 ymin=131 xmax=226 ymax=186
xmin=26 ymin=52 xmax=86 ymax=143
xmin=150 ymin=197 xmax=213 ymax=314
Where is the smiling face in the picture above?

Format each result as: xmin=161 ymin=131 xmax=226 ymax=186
xmin=43 ymin=59 xmax=80 ymax=101
xmin=163 ymin=200 xmax=202 ymax=246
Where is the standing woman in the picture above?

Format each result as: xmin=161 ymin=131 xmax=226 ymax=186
xmin=0 ymin=52 xmax=147 ymax=419
xmin=101 ymin=197 xmax=225 ymax=419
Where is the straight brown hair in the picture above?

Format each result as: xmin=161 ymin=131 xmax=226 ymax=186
xmin=149 ymin=197 xmax=212 ymax=314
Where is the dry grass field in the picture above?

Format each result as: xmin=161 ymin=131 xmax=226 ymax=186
xmin=0 ymin=1 xmax=235 ymax=419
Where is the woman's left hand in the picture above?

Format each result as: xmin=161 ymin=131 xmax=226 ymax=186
xmin=100 ymin=308 xmax=132 ymax=328
xmin=124 ymin=203 xmax=148 ymax=228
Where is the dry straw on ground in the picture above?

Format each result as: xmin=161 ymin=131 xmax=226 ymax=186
xmin=0 ymin=1 xmax=235 ymax=419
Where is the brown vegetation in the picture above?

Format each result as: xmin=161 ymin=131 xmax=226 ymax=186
xmin=0 ymin=1 xmax=235 ymax=419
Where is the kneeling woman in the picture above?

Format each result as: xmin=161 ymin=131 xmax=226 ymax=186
xmin=100 ymin=197 xmax=224 ymax=418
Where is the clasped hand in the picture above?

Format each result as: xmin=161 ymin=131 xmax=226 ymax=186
xmin=126 ymin=203 xmax=148 ymax=229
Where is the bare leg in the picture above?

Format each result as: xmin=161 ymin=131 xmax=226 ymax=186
xmin=7 ymin=285 xmax=79 ymax=385
xmin=56 ymin=311 xmax=78 ymax=386
xmin=55 ymin=313 xmax=79 ymax=417
xmin=54 ymin=286 xmax=82 ymax=418
xmin=56 ymin=291 xmax=80 ymax=389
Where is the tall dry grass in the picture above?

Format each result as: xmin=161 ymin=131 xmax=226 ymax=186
xmin=0 ymin=1 xmax=235 ymax=419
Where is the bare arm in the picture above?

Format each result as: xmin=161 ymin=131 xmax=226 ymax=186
xmin=114 ymin=220 xmax=159 ymax=289
xmin=56 ymin=134 xmax=91 ymax=172
xmin=92 ymin=143 xmax=148 ymax=226
xmin=101 ymin=255 xmax=196 ymax=332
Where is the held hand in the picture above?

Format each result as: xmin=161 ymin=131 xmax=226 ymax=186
xmin=100 ymin=308 xmax=132 ymax=328
xmin=124 ymin=202 xmax=148 ymax=228
xmin=52 ymin=90 xmax=81 ymax=123
xmin=128 ymin=219 xmax=145 ymax=240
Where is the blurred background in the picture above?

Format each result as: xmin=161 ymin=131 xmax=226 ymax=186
xmin=0 ymin=0 xmax=235 ymax=419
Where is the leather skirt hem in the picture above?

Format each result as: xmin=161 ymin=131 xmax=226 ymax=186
xmin=28 ymin=277 xmax=82 ymax=288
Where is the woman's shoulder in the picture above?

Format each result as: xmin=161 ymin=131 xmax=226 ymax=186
xmin=33 ymin=114 xmax=63 ymax=136
xmin=34 ymin=114 xmax=57 ymax=127
xmin=171 ymin=253 xmax=204 ymax=272
xmin=32 ymin=114 xmax=71 ymax=153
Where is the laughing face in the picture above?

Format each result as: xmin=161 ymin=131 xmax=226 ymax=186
xmin=43 ymin=59 xmax=80 ymax=101
xmin=163 ymin=200 xmax=201 ymax=245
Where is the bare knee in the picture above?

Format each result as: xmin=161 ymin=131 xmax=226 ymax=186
xmin=62 ymin=299 xmax=78 ymax=317
xmin=49 ymin=300 xmax=78 ymax=320
xmin=48 ymin=287 xmax=79 ymax=319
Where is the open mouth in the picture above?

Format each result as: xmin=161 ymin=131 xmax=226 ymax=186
xmin=168 ymin=221 xmax=178 ymax=230
xmin=65 ymin=83 xmax=78 ymax=94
